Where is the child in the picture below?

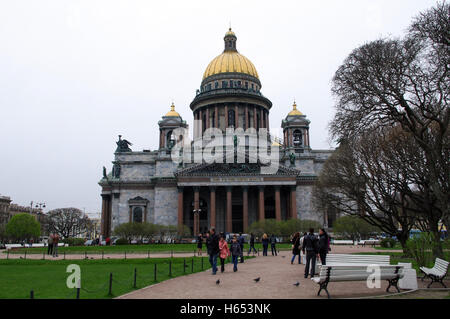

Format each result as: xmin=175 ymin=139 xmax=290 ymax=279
xmin=230 ymin=236 xmax=242 ymax=272
xmin=219 ymin=233 xmax=230 ymax=273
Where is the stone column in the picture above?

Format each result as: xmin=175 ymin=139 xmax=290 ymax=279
xmin=129 ymin=206 xmax=132 ymax=223
xmin=242 ymin=186 xmax=248 ymax=232
xmin=266 ymin=111 xmax=270 ymax=131
xmin=258 ymin=186 xmax=265 ymax=221
xmin=215 ymin=105 xmax=219 ymax=129
xmin=245 ymin=105 xmax=249 ymax=130
xmin=210 ymin=186 xmax=216 ymax=229
xmin=290 ymin=186 xmax=297 ymax=219
xmin=275 ymin=186 xmax=281 ymax=221
xmin=260 ymin=108 xmax=264 ymax=128
xmin=101 ymin=194 xmax=111 ymax=238
xmin=225 ymin=105 xmax=228 ymax=128
xmin=253 ymin=106 xmax=257 ymax=129
xmin=177 ymin=187 xmax=184 ymax=230
xmin=206 ymin=108 xmax=210 ymax=129
xmin=199 ymin=109 xmax=203 ymax=134
xmin=235 ymin=104 xmax=239 ymax=128
xmin=226 ymin=186 xmax=232 ymax=233
xmin=194 ymin=187 xmax=200 ymax=236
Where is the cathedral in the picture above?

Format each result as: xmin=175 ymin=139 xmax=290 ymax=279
xmin=99 ymin=28 xmax=334 ymax=238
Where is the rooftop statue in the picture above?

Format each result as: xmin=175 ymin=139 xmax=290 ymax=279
xmin=115 ymin=135 xmax=133 ymax=153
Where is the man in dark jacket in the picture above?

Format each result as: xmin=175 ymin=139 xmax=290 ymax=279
xmin=238 ymin=233 xmax=245 ymax=263
xmin=248 ymin=233 xmax=257 ymax=255
xmin=230 ymin=236 xmax=242 ymax=272
xmin=318 ymin=228 xmax=329 ymax=266
xmin=302 ymin=228 xmax=319 ymax=278
xmin=270 ymin=234 xmax=277 ymax=256
xmin=207 ymin=227 xmax=220 ymax=275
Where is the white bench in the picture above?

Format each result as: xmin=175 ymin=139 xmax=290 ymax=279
xmin=332 ymin=240 xmax=354 ymax=245
xmin=312 ymin=265 xmax=405 ymax=298
xmin=420 ymin=258 xmax=449 ymax=288
xmin=315 ymin=254 xmax=390 ymax=273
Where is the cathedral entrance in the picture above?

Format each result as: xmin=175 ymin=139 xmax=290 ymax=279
xmin=232 ymin=204 xmax=243 ymax=233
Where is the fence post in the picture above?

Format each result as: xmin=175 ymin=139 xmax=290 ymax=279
xmin=191 ymin=258 xmax=194 ymax=273
xmin=169 ymin=260 xmax=172 ymax=277
xmin=154 ymin=263 xmax=157 ymax=282
xmin=171 ymin=250 xmax=173 ymax=258
xmin=63 ymin=251 xmax=66 ymax=260
xmin=76 ymin=287 xmax=80 ymax=299
xmin=147 ymin=250 xmax=150 ymax=259
xmin=193 ymin=249 xmax=196 ymax=257
xmin=108 ymin=273 xmax=113 ymax=296
xmin=133 ymin=268 xmax=137 ymax=288
xmin=85 ymin=251 xmax=87 ymax=259
xmin=102 ymin=251 xmax=104 ymax=260
xmin=124 ymin=251 xmax=127 ymax=260
xmin=24 ymin=251 xmax=27 ymax=260
xmin=7 ymin=250 xmax=9 ymax=260
xmin=30 ymin=290 xmax=34 ymax=299
xmin=183 ymin=258 xmax=186 ymax=273
xmin=201 ymin=257 xmax=204 ymax=270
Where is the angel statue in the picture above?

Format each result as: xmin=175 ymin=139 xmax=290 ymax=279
xmin=115 ymin=135 xmax=133 ymax=153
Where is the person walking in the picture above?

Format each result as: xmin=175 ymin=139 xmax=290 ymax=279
xmin=206 ymin=227 xmax=220 ymax=275
xmin=230 ymin=236 xmax=242 ymax=272
xmin=218 ymin=233 xmax=230 ymax=273
xmin=197 ymin=233 xmax=203 ymax=256
xmin=261 ymin=233 xmax=269 ymax=256
xmin=238 ymin=232 xmax=245 ymax=263
xmin=270 ymin=234 xmax=277 ymax=256
xmin=247 ymin=233 xmax=257 ymax=255
xmin=291 ymin=232 xmax=301 ymax=264
xmin=299 ymin=232 xmax=307 ymax=264
xmin=47 ymin=234 xmax=53 ymax=255
xmin=302 ymin=228 xmax=319 ymax=278
xmin=52 ymin=233 xmax=60 ymax=257
xmin=318 ymin=228 xmax=329 ymax=265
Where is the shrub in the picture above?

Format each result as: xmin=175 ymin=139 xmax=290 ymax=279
xmin=6 ymin=213 xmax=41 ymax=241
xmin=62 ymin=238 xmax=85 ymax=246
xmin=406 ymin=232 xmax=436 ymax=267
xmin=380 ymin=238 xmax=396 ymax=248
xmin=115 ymin=238 xmax=129 ymax=245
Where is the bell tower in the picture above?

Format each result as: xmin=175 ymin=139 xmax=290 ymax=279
xmin=158 ymin=103 xmax=188 ymax=151
xmin=281 ymin=101 xmax=311 ymax=152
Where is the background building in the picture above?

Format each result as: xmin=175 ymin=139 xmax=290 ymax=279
xmin=99 ymin=29 xmax=334 ymax=237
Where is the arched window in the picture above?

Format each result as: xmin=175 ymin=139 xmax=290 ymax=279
xmin=215 ymin=81 xmax=219 ymax=89
xmin=133 ymin=207 xmax=143 ymax=223
xmin=293 ymin=129 xmax=302 ymax=146
xmin=166 ymin=130 xmax=174 ymax=148
xmin=228 ymin=109 xmax=235 ymax=127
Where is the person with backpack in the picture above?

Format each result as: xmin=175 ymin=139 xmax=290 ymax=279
xmin=270 ymin=234 xmax=277 ymax=256
xmin=261 ymin=233 xmax=269 ymax=256
xmin=302 ymin=228 xmax=319 ymax=278
xmin=230 ymin=236 xmax=242 ymax=272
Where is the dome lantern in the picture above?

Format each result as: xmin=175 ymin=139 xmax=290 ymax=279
xmin=224 ymin=28 xmax=237 ymax=52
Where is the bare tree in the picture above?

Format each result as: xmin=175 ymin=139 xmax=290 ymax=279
xmin=46 ymin=208 xmax=90 ymax=239
xmin=328 ymin=2 xmax=449 ymax=257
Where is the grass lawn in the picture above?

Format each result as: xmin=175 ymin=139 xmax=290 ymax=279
xmin=0 ymin=257 xmax=213 ymax=299
xmin=4 ymin=242 xmax=293 ymax=254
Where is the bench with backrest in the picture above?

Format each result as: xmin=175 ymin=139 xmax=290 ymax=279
xmin=315 ymin=254 xmax=390 ymax=273
xmin=420 ymin=258 xmax=449 ymax=288
xmin=312 ymin=265 xmax=405 ymax=298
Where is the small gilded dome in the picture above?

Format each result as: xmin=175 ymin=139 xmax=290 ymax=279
xmin=225 ymin=27 xmax=236 ymax=37
xmin=288 ymin=101 xmax=303 ymax=116
xmin=202 ymin=28 xmax=259 ymax=80
xmin=165 ymin=102 xmax=180 ymax=117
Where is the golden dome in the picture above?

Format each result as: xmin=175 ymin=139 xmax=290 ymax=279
xmin=288 ymin=101 xmax=303 ymax=116
xmin=202 ymin=28 xmax=259 ymax=80
xmin=165 ymin=102 xmax=180 ymax=117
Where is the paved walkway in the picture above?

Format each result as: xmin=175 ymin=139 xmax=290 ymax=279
xmin=117 ymin=246 xmax=439 ymax=299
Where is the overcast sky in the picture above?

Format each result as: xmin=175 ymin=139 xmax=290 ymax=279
xmin=0 ymin=0 xmax=436 ymax=217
